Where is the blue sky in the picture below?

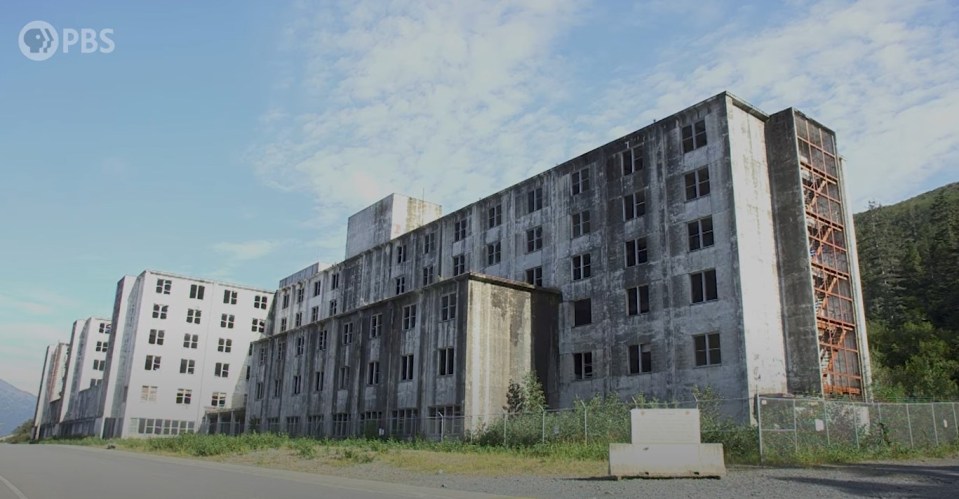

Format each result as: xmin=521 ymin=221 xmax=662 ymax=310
xmin=1 ymin=0 xmax=957 ymax=394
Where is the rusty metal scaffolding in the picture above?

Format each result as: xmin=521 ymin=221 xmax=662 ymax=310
xmin=796 ymin=116 xmax=863 ymax=398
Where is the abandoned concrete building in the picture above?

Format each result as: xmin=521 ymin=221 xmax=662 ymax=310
xmin=246 ymin=92 xmax=872 ymax=439
xmin=32 ymin=270 xmax=275 ymax=439
xmin=95 ymin=271 xmax=275 ymax=438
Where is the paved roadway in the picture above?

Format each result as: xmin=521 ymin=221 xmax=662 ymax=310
xmin=0 ymin=444 xmax=510 ymax=499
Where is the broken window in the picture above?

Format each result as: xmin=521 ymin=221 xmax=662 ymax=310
xmin=573 ymin=298 xmax=592 ymax=326
xmin=574 ymin=351 xmax=593 ymax=380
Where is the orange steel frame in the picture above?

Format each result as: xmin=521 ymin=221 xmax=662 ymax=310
xmin=797 ymin=118 xmax=864 ymax=398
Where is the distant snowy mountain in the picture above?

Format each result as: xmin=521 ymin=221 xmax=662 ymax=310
xmin=0 ymin=379 xmax=35 ymax=436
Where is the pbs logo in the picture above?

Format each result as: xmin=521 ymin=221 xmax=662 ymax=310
xmin=19 ymin=20 xmax=115 ymax=61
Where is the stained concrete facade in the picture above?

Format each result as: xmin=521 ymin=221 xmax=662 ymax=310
xmin=345 ymin=194 xmax=442 ymax=260
xmin=250 ymin=92 xmax=871 ymax=436
xmin=248 ymin=273 xmax=559 ymax=437
xmin=58 ymin=317 xmax=112 ymax=436
xmin=32 ymin=342 xmax=70 ymax=439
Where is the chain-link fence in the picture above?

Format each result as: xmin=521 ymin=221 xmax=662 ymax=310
xmin=757 ymin=396 xmax=959 ymax=463
xmin=246 ymin=397 xmax=753 ymax=449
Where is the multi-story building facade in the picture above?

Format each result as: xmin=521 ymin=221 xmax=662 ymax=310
xmin=33 ymin=342 xmax=70 ymax=439
xmin=247 ymin=92 xmax=871 ymax=438
xmin=95 ymin=270 xmax=273 ymax=438
xmin=58 ymin=317 xmax=112 ymax=436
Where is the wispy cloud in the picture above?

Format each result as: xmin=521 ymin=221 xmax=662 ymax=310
xmin=250 ymin=0 xmax=585 ymax=262
xmin=252 ymin=0 xmax=959 ymax=271
xmin=212 ymin=240 xmax=284 ymax=261
xmin=210 ymin=239 xmax=288 ymax=280
xmin=589 ymin=0 xmax=959 ymax=209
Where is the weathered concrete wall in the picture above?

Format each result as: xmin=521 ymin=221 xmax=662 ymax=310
xmin=726 ymin=99 xmax=789 ymax=398
xmin=765 ymin=110 xmax=823 ymax=396
xmin=262 ymin=92 xmax=862 ymax=424
xmin=249 ymin=273 xmax=557 ymax=437
xmin=344 ymin=194 xmax=442 ymax=260
xmin=837 ymin=156 xmax=873 ymax=398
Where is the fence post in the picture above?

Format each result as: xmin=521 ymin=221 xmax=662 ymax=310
xmin=853 ymin=402 xmax=860 ymax=450
xmin=757 ymin=396 xmax=764 ymax=466
xmin=953 ymin=403 xmax=959 ymax=441
xmin=906 ymin=404 xmax=914 ymax=448
xmin=931 ymin=403 xmax=939 ymax=447
xmin=792 ymin=398 xmax=799 ymax=455
xmin=503 ymin=412 xmax=508 ymax=447
xmin=823 ymin=400 xmax=831 ymax=447
xmin=542 ymin=409 xmax=546 ymax=444
xmin=584 ymin=404 xmax=589 ymax=445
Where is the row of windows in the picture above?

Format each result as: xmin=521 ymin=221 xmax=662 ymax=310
xmin=572 ymin=332 xmax=720 ymax=380
xmin=255 ymin=349 xmax=455 ymax=400
xmin=151 ymin=307 xmax=265 ymax=331
xmin=138 ymin=385 xmax=227 ymax=407
xmin=155 ymin=279 xmax=269 ymax=308
xmin=375 ymin=211 xmax=714 ymax=295
xmin=147 ymin=330 xmax=242 ymax=353
xmin=279 ymin=274 xmax=339 ymax=309
xmin=143 ymin=355 xmax=232 ymax=377
xmin=572 ymin=270 xmax=718 ymax=326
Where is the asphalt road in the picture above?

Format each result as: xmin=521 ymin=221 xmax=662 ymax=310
xmin=0 ymin=445 xmax=509 ymax=499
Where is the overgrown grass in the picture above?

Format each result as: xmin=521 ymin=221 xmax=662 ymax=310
xmin=37 ymin=391 xmax=959 ymax=469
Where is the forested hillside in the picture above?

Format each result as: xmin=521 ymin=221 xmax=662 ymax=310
xmin=855 ymin=182 xmax=959 ymax=399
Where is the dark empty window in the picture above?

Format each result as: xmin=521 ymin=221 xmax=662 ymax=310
xmin=573 ymin=352 xmax=593 ymax=380
xmin=624 ymin=191 xmax=646 ymax=220
xmin=624 ymin=146 xmax=644 ymax=175
xmin=682 ymin=120 xmax=707 ymax=153
xmin=572 ymin=253 xmax=591 ymax=280
xmin=628 ymin=344 xmax=652 ymax=374
xmin=525 ymin=266 xmax=543 ymax=287
xmin=625 ymin=238 xmax=648 ymax=267
xmin=527 ymin=187 xmax=543 ymax=213
xmin=572 ymin=211 xmax=591 ymax=238
xmin=627 ymin=285 xmax=650 ymax=315
xmin=453 ymin=218 xmax=469 ymax=242
xmin=690 ymin=269 xmax=718 ymax=303
xmin=688 ymin=217 xmax=715 ymax=251
xmin=487 ymin=241 xmax=501 ymax=266
xmin=573 ymin=299 xmax=592 ymax=326
xmin=452 ymin=254 xmax=466 ymax=275
xmin=694 ymin=333 xmax=721 ymax=366
xmin=571 ymin=168 xmax=591 ymax=195
xmin=685 ymin=167 xmax=711 ymax=200
xmin=526 ymin=227 xmax=543 ymax=253
xmin=487 ymin=204 xmax=502 ymax=229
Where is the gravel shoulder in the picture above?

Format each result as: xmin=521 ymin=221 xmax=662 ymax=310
xmin=208 ymin=449 xmax=959 ymax=498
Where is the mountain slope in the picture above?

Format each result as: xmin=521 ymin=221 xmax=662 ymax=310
xmin=0 ymin=379 xmax=36 ymax=436
xmin=854 ymin=182 xmax=959 ymax=399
